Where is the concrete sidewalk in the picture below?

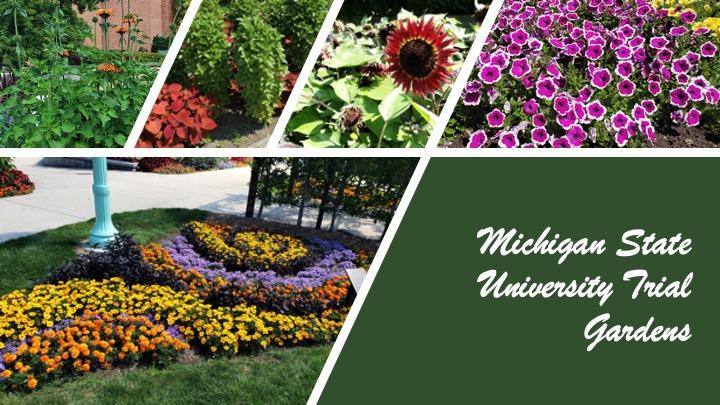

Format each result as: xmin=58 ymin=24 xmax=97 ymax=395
xmin=0 ymin=158 xmax=384 ymax=242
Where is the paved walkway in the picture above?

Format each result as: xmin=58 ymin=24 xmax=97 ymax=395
xmin=0 ymin=158 xmax=384 ymax=243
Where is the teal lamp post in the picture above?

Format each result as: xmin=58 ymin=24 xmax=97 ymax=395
xmin=88 ymin=157 xmax=118 ymax=248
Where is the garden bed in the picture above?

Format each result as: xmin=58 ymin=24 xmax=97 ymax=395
xmin=137 ymin=0 xmax=330 ymax=148
xmin=0 ymin=210 xmax=375 ymax=394
xmin=0 ymin=1 xmax=182 ymax=148
xmin=0 ymin=159 xmax=34 ymax=199
xmin=445 ymin=0 xmax=720 ymax=148
xmin=283 ymin=2 xmax=482 ymax=148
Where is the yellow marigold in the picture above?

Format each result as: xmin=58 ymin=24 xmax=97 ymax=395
xmin=96 ymin=63 xmax=122 ymax=74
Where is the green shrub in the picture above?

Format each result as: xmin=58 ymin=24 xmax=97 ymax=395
xmin=177 ymin=157 xmax=229 ymax=171
xmin=338 ymin=0 xmax=476 ymax=19
xmin=232 ymin=16 xmax=287 ymax=123
xmin=0 ymin=0 xmax=94 ymax=68
xmin=0 ymin=59 xmax=155 ymax=148
xmin=222 ymin=0 xmax=271 ymax=21
xmin=170 ymin=0 xmax=230 ymax=105
xmin=151 ymin=35 xmax=171 ymax=53
xmin=266 ymin=0 xmax=331 ymax=70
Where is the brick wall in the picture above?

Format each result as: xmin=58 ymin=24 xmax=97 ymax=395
xmin=79 ymin=0 xmax=176 ymax=51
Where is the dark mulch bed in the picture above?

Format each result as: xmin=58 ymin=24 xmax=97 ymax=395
xmin=205 ymin=213 xmax=381 ymax=254
xmin=653 ymin=126 xmax=720 ymax=148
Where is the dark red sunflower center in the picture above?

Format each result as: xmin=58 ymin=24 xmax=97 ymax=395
xmin=398 ymin=39 xmax=437 ymax=78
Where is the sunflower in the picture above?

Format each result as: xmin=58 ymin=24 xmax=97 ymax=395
xmin=384 ymin=18 xmax=456 ymax=96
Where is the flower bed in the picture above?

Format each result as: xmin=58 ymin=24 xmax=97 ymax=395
xmin=0 ymin=221 xmax=363 ymax=393
xmin=0 ymin=159 xmax=34 ymax=198
xmin=286 ymin=10 xmax=475 ymax=148
xmin=448 ymin=0 xmax=720 ymax=148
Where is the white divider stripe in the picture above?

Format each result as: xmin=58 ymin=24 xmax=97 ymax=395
xmin=427 ymin=0 xmax=505 ymax=149
xmin=123 ymin=0 xmax=205 ymax=149
xmin=267 ymin=0 xmax=347 ymax=148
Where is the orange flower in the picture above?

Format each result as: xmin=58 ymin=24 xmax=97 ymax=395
xmin=96 ymin=8 xmax=113 ymax=19
xmin=115 ymin=26 xmax=128 ymax=35
xmin=27 ymin=377 xmax=38 ymax=389
xmin=96 ymin=63 xmax=122 ymax=74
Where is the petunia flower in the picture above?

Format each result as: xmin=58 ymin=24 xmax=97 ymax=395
xmin=685 ymin=108 xmax=701 ymax=127
xmin=498 ymin=132 xmax=519 ymax=148
xmin=531 ymin=127 xmax=549 ymax=145
xmin=468 ymin=131 xmax=488 ymax=148
xmin=669 ymin=88 xmax=690 ymax=108
xmin=486 ymin=109 xmax=506 ymax=128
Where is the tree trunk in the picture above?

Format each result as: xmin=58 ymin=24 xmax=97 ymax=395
xmin=316 ymin=161 xmax=337 ymax=230
xmin=245 ymin=158 xmax=262 ymax=218
xmin=330 ymin=174 xmax=348 ymax=231
xmin=297 ymin=175 xmax=309 ymax=227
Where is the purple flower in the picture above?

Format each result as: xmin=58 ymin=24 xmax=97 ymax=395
xmin=532 ymin=113 xmax=547 ymax=127
xmin=648 ymin=81 xmax=662 ymax=96
xmin=701 ymin=42 xmax=717 ymax=58
xmin=463 ymin=91 xmax=481 ymax=106
xmin=616 ymin=45 xmax=632 ymax=60
xmin=657 ymin=48 xmax=673 ymax=62
xmin=705 ymin=87 xmax=720 ymax=105
xmin=615 ymin=128 xmax=630 ymax=147
xmin=535 ymin=78 xmax=557 ymax=100
xmin=641 ymin=99 xmax=657 ymax=114
xmin=617 ymin=79 xmax=636 ymax=97
xmin=551 ymin=136 xmax=572 ymax=148
xmin=486 ymin=109 xmax=506 ymax=128
xmin=480 ymin=65 xmax=502 ymax=84
xmin=680 ymin=10 xmax=697 ymax=24
xmin=510 ymin=28 xmax=529 ymax=45
xmin=585 ymin=44 xmax=603 ymax=60
xmin=687 ymin=84 xmax=704 ymax=101
xmin=556 ymin=111 xmax=577 ymax=129
xmin=531 ymin=127 xmax=549 ymax=145
xmin=671 ymin=58 xmax=691 ymax=75
xmin=611 ymin=111 xmax=630 ymax=130
xmin=498 ymin=132 xmax=519 ymax=148
xmin=468 ymin=131 xmax=488 ymax=148
xmin=553 ymin=95 xmax=572 ymax=115
xmin=670 ymin=110 xmax=684 ymax=123
xmin=649 ymin=36 xmax=669 ymax=49
xmin=510 ymin=58 xmax=531 ymax=78
xmin=685 ymin=108 xmax=701 ymax=127
xmin=669 ymin=87 xmax=690 ymax=108
xmin=632 ymin=104 xmax=646 ymax=120
xmin=523 ymin=99 xmax=539 ymax=115
xmin=590 ymin=68 xmax=612 ymax=89
xmin=586 ymin=100 xmax=606 ymax=120
xmin=566 ymin=125 xmax=586 ymax=147
xmin=614 ymin=61 xmax=634 ymax=78
xmin=669 ymin=26 xmax=689 ymax=36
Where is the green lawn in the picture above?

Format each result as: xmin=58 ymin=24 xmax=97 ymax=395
xmin=0 ymin=208 xmax=330 ymax=404
xmin=0 ymin=346 xmax=330 ymax=405
xmin=0 ymin=208 xmax=210 ymax=295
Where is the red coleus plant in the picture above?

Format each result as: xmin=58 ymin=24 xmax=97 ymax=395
xmin=137 ymin=84 xmax=218 ymax=148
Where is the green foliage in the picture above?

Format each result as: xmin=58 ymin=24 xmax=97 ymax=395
xmin=0 ymin=157 xmax=13 ymax=171
xmin=222 ymin=0 xmax=271 ymax=21
xmin=0 ymin=0 xmax=94 ymax=68
xmin=170 ymin=0 xmax=230 ymax=105
xmin=339 ymin=0 xmax=477 ymax=19
xmin=0 ymin=56 xmax=155 ymax=148
xmin=255 ymin=158 xmax=417 ymax=228
xmin=151 ymin=35 xmax=170 ymax=53
xmin=265 ymin=0 xmax=331 ymax=70
xmin=176 ymin=157 xmax=229 ymax=171
xmin=233 ymin=16 xmax=288 ymax=123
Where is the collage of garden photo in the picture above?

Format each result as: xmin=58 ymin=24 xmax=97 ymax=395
xmin=2 ymin=0 xmax=720 ymax=403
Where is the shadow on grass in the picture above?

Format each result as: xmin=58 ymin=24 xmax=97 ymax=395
xmin=0 ymin=208 xmax=210 ymax=295
xmin=2 ymin=346 xmax=331 ymax=405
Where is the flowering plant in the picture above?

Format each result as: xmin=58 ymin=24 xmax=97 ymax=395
xmin=0 ymin=166 xmax=34 ymax=198
xmin=451 ymin=0 xmax=720 ymax=148
xmin=0 ymin=313 xmax=188 ymax=392
xmin=286 ymin=11 xmax=473 ymax=148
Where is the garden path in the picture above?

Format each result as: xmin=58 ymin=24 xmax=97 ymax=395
xmin=0 ymin=158 xmax=383 ymax=242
